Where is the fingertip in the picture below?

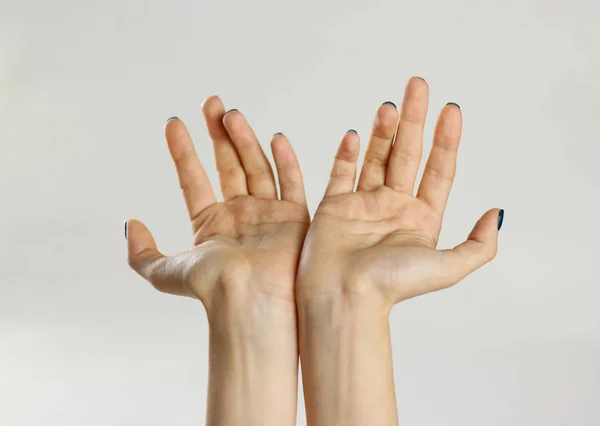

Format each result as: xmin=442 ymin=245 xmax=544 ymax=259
xmin=202 ymin=97 xmax=229 ymax=141
xmin=223 ymin=108 xmax=239 ymax=118
xmin=270 ymin=133 xmax=305 ymax=205
xmin=271 ymin=132 xmax=287 ymax=145
xmin=400 ymin=77 xmax=430 ymax=121
xmin=468 ymin=208 xmax=502 ymax=261
xmin=338 ymin=130 xmax=360 ymax=161
xmin=434 ymin=102 xmax=463 ymax=146
xmin=126 ymin=218 xmax=141 ymax=228
xmin=164 ymin=116 xmax=179 ymax=135
xmin=125 ymin=218 xmax=139 ymax=244
xmin=402 ymin=77 xmax=430 ymax=115
xmin=270 ymin=132 xmax=291 ymax=157
xmin=345 ymin=128 xmax=360 ymax=143
xmin=375 ymin=102 xmax=400 ymax=128
xmin=126 ymin=219 xmax=158 ymax=256
xmin=124 ymin=220 xmax=168 ymax=289
xmin=165 ymin=116 xmax=180 ymax=127
xmin=443 ymin=208 xmax=502 ymax=282
xmin=470 ymin=209 xmax=501 ymax=239
xmin=201 ymin=95 xmax=224 ymax=113
xmin=164 ymin=115 xmax=188 ymax=139
xmin=221 ymin=108 xmax=243 ymax=129
xmin=407 ymin=76 xmax=429 ymax=92
xmin=441 ymin=102 xmax=463 ymax=124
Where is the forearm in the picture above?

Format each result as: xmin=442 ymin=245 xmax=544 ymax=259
xmin=205 ymin=295 xmax=298 ymax=426
xmin=298 ymin=293 xmax=398 ymax=426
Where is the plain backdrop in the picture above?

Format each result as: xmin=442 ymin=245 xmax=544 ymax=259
xmin=1 ymin=0 xmax=599 ymax=425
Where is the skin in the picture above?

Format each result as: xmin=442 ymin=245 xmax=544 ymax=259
xmin=297 ymin=77 xmax=501 ymax=426
xmin=125 ymin=96 xmax=309 ymax=426
xmin=125 ymin=77 xmax=501 ymax=426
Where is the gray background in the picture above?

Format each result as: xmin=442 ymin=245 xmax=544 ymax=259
xmin=1 ymin=0 xmax=599 ymax=425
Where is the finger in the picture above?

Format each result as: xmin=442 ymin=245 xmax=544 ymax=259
xmin=438 ymin=208 xmax=503 ymax=287
xmin=385 ymin=77 xmax=429 ymax=194
xmin=356 ymin=102 xmax=399 ymax=191
xmin=324 ymin=130 xmax=360 ymax=197
xmin=125 ymin=219 xmax=193 ymax=297
xmin=222 ymin=110 xmax=277 ymax=199
xmin=271 ymin=133 xmax=308 ymax=206
xmin=201 ymin=96 xmax=248 ymax=200
xmin=416 ymin=103 xmax=462 ymax=216
xmin=165 ymin=118 xmax=217 ymax=220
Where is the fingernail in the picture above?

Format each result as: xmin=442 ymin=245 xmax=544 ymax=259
xmin=446 ymin=102 xmax=460 ymax=109
xmin=124 ymin=220 xmax=128 ymax=239
xmin=224 ymin=108 xmax=238 ymax=115
xmin=166 ymin=116 xmax=178 ymax=122
xmin=413 ymin=76 xmax=426 ymax=82
xmin=346 ymin=129 xmax=357 ymax=134
xmin=497 ymin=209 xmax=504 ymax=231
xmin=273 ymin=132 xmax=283 ymax=137
xmin=382 ymin=101 xmax=397 ymax=109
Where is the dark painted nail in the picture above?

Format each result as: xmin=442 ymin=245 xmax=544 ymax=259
xmin=446 ymin=102 xmax=460 ymax=109
xmin=382 ymin=101 xmax=397 ymax=109
xmin=166 ymin=116 xmax=178 ymax=122
xmin=124 ymin=220 xmax=128 ymax=239
xmin=273 ymin=132 xmax=283 ymax=137
xmin=346 ymin=129 xmax=357 ymax=134
xmin=224 ymin=108 xmax=238 ymax=115
xmin=497 ymin=209 xmax=504 ymax=231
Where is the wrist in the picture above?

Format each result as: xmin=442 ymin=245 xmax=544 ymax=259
xmin=297 ymin=290 xmax=389 ymax=336
xmin=297 ymin=290 xmax=397 ymax=426
xmin=204 ymin=275 xmax=297 ymax=331
xmin=207 ymin=298 xmax=297 ymax=351
xmin=205 ymin=281 xmax=299 ymax=426
xmin=296 ymin=272 xmax=392 ymax=321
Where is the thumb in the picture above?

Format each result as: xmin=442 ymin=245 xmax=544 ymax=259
xmin=440 ymin=208 xmax=503 ymax=286
xmin=125 ymin=219 xmax=191 ymax=297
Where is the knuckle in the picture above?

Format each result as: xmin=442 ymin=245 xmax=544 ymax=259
xmin=389 ymin=149 xmax=413 ymax=163
xmin=401 ymin=113 xmax=423 ymax=125
xmin=330 ymin=167 xmax=354 ymax=180
xmin=280 ymin=177 xmax=300 ymax=190
xmin=424 ymin=167 xmax=454 ymax=183
xmin=483 ymin=243 xmax=498 ymax=263
xmin=373 ymin=121 xmax=398 ymax=139
xmin=364 ymin=156 xmax=388 ymax=168
xmin=218 ymin=166 xmax=245 ymax=180
xmin=246 ymin=166 xmax=273 ymax=179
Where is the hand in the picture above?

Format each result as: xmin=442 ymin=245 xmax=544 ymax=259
xmin=296 ymin=77 xmax=503 ymax=426
xmin=298 ymin=77 xmax=503 ymax=309
xmin=125 ymin=96 xmax=309 ymax=426
xmin=126 ymin=96 xmax=309 ymax=317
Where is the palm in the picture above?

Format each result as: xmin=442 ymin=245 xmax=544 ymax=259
xmin=310 ymin=187 xmax=441 ymax=301
xmin=126 ymin=97 xmax=309 ymax=306
xmin=317 ymin=187 xmax=440 ymax=247
xmin=300 ymin=78 xmax=500 ymax=305
xmin=187 ymin=196 xmax=308 ymax=301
